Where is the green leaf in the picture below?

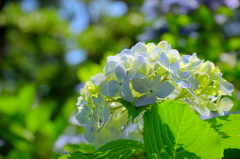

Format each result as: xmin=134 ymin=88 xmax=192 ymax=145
xmin=58 ymin=139 xmax=145 ymax=159
xmin=58 ymin=151 xmax=86 ymax=159
xmin=89 ymin=139 xmax=145 ymax=159
xmin=63 ymin=143 xmax=95 ymax=154
xmin=205 ymin=113 xmax=240 ymax=149
xmin=120 ymin=99 xmax=149 ymax=122
xmin=143 ymin=100 xmax=223 ymax=159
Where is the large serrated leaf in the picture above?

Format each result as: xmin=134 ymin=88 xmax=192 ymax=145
xmin=120 ymin=99 xmax=149 ymax=122
xmin=205 ymin=113 xmax=240 ymax=149
xmin=143 ymin=100 xmax=223 ymax=159
xmin=58 ymin=139 xmax=145 ymax=159
xmin=58 ymin=151 xmax=85 ymax=159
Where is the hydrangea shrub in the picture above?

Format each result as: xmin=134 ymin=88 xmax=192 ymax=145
xmin=60 ymin=41 xmax=240 ymax=159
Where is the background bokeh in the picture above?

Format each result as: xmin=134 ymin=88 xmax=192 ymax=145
xmin=0 ymin=0 xmax=240 ymax=159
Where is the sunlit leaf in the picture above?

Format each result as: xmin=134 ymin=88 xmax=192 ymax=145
xmin=205 ymin=113 xmax=240 ymax=149
xmin=143 ymin=100 xmax=223 ymax=159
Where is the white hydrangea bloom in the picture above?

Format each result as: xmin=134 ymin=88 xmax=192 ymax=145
xmin=75 ymin=41 xmax=234 ymax=147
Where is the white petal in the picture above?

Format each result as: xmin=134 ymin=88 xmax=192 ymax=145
xmin=153 ymin=81 xmax=175 ymax=98
xmin=76 ymin=96 xmax=85 ymax=106
xmin=157 ymin=41 xmax=168 ymax=50
xmin=132 ymin=78 xmax=151 ymax=93
xmin=172 ymin=60 xmax=181 ymax=76
xmin=167 ymin=44 xmax=171 ymax=50
xmin=191 ymin=60 xmax=203 ymax=69
xmin=220 ymin=81 xmax=234 ymax=95
xmin=115 ymin=63 xmax=127 ymax=82
xmin=178 ymin=81 xmax=191 ymax=88
xmin=159 ymin=52 xmax=169 ymax=70
xmin=219 ymin=97 xmax=233 ymax=111
xmin=131 ymin=42 xmax=147 ymax=52
xmin=181 ymin=55 xmax=190 ymax=64
xmin=179 ymin=71 xmax=191 ymax=79
xmin=135 ymin=94 xmax=157 ymax=107
xmin=134 ymin=61 xmax=153 ymax=78
xmin=196 ymin=106 xmax=211 ymax=117
xmin=120 ymin=82 xmax=134 ymax=102
xmin=218 ymin=109 xmax=225 ymax=116
xmin=150 ymin=46 xmax=160 ymax=61
xmin=168 ymin=49 xmax=180 ymax=59
xmin=100 ymin=80 xmax=119 ymax=97
xmin=121 ymin=49 xmax=134 ymax=56
xmin=139 ymin=52 xmax=150 ymax=59
xmin=105 ymin=61 xmax=117 ymax=75
xmin=171 ymin=73 xmax=191 ymax=88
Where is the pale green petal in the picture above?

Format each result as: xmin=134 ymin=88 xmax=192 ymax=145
xmin=93 ymin=108 xmax=103 ymax=121
xmin=153 ymin=81 xmax=175 ymax=98
xmin=151 ymin=75 xmax=161 ymax=89
xmin=135 ymin=93 xmax=157 ymax=107
xmin=185 ymin=60 xmax=203 ymax=71
xmin=85 ymin=118 xmax=93 ymax=135
xmin=94 ymin=127 xmax=111 ymax=149
xmin=115 ymin=63 xmax=127 ymax=82
xmin=98 ymin=93 xmax=105 ymax=106
xmin=132 ymin=78 xmax=151 ymax=93
xmin=100 ymin=80 xmax=119 ymax=97
xmin=189 ymin=77 xmax=199 ymax=90
xmin=191 ymin=60 xmax=203 ymax=69
xmin=207 ymin=102 xmax=217 ymax=111
xmin=85 ymin=129 xmax=96 ymax=143
xmin=92 ymin=93 xmax=105 ymax=107
xmin=76 ymin=105 xmax=91 ymax=124
xmin=76 ymin=112 xmax=89 ymax=124
xmin=93 ymin=106 xmax=109 ymax=123
xmin=103 ymin=106 xmax=110 ymax=122
xmin=120 ymin=82 xmax=134 ymax=102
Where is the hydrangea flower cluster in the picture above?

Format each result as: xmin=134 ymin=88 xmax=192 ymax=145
xmin=76 ymin=41 xmax=234 ymax=147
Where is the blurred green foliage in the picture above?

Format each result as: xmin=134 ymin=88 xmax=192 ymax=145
xmin=0 ymin=0 xmax=240 ymax=159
